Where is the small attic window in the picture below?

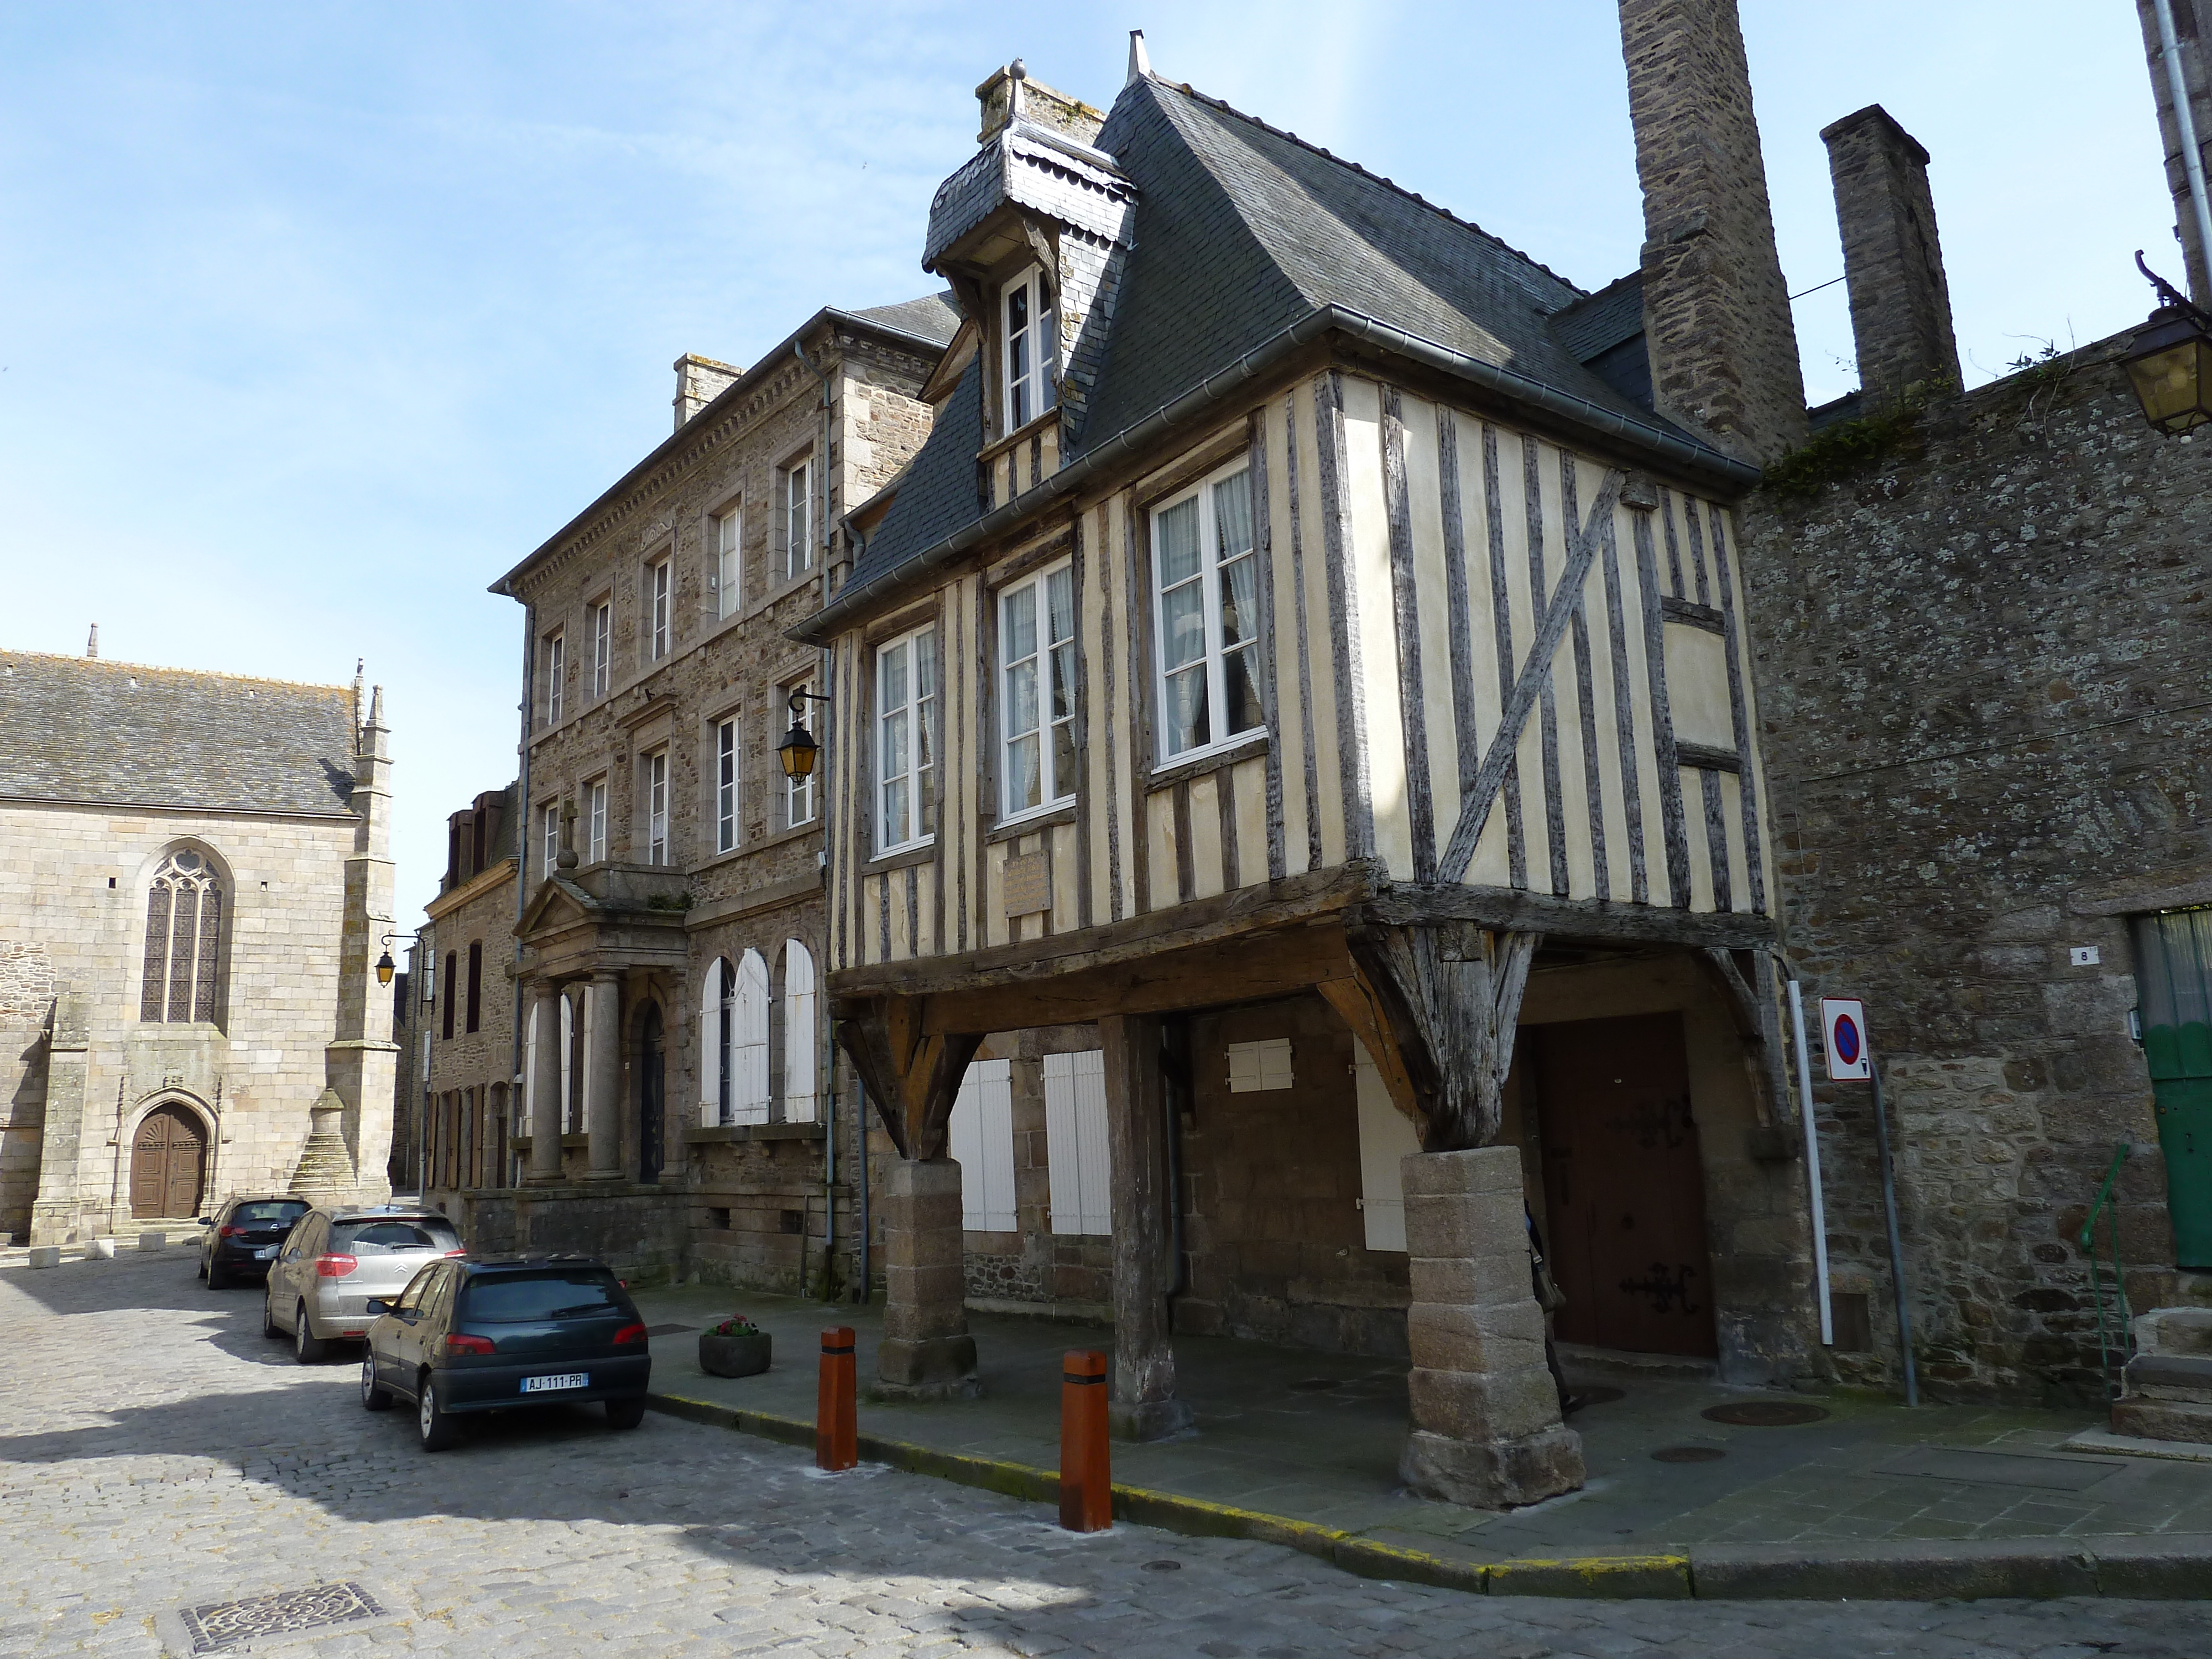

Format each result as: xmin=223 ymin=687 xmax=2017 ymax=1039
xmin=1003 ymin=265 xmax=1056 ymax=430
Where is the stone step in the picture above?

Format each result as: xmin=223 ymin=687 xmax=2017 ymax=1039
xmin=2126 ymin=1353 xmax=2212 ymax=1404
xmin=2110 ymin=1393 xmax=2212 ymax=1445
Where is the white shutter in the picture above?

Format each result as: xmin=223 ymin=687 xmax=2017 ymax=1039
xmin=1227 ymin=1037 xmax=1294 ymax=1092
xmin=782 ymin=941 xmax=817 ymax=1124
xmin=733 ymin=949 xmax=770 ymax=1124
xmin=523 ymin=1003 xmax=538 ymax=1131
xmin=1045 ymin=1050 xmax=1113 ymax=1236
xmin=947 ymin=1058 xmax=1015 ymax=1230
xmin=1355 ymin=1042 xmax=1420 ymax=1252
xmin=559 ymin=992 xmax=575 ymax=1133
xmin=700 ymin=958 xmax=725 ymax=1126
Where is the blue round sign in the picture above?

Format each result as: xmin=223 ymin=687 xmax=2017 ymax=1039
xmin=1833 ymin=1014 xmax=1862 ymax=1067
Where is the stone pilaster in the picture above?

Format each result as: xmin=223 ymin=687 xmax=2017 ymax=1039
xmin=1397 ymin=1145 xmax=1585 ymax=1509
xmin=877 ymin=1157 xmax=979 ymax=1399
xmin=529 ymin=983 xmax=565 ymax=1183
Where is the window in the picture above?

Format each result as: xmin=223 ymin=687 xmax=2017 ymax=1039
xmin=648 ymin=558 xmax=671 ymax=662
xmin=948 ymin=1057 xmax=1016 ymax=1230
xmin=1003 ymin=265 xmax=1057 ymax=431
xmin=999 ymin=564 xmax=1077 ymax=818
xmin=540 ymin=802 xmax=559 ymax=875
xmin=703 ymin=950 xmax=770 ymax=1126
xmin=781 ymin=940 xmax=817 ymax=1123
xmin=544 ymin=630 xmax=565 ymax=727
xmin=875 ymin=627 xmax=937 ymax=852
xmin=465 ymin=941 xmax=482 ymax=1034
xmin=645 ymin=750 xmax=669 ymax=865
xmin=1043 ymin=1050 xmax=1112 ymax=1235
xmin=591 ymin=600 xmax=612 ymax=698
xmin=783 ymin=679 xmax=815 ymax=828
xmin=441 ymin=951 xmax=457 ymax=1041
xmin=1152 ymin=464 xmax=1263 ymax=760
xmin=714 ymin=507 xmax=741 ymax=619
xmin=585 ymin=778 xmax=607 ymax=864
xmin=139 ymin=847 xmax=223 ymax=1024
xmin=784 ymin=459 xmax=812 ymax=580
xmin=715 ymin=717 xmax=739 ymax=854
xmin=1225 ymin=1037 xmax=1293 ymax=1092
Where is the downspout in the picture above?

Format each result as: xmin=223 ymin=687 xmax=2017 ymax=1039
xmin=511 ymin=603 xmax=535 ymax=1190
xmin=794 ymin=335 xmax=838 ymax=1293
xmin=2154 ymin=0 xmax=2212 ymax=296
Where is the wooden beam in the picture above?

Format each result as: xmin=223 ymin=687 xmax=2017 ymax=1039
xmin=1344 ymin=922 xmax=1537 ymax=1151
xmin=1316 ymin=974 xmax=1425 ymax=1129
xmin=1353 ymin=885 xmax=1776 ymax=950
xmin=833 ymin=995 xmax=982 ymax=1163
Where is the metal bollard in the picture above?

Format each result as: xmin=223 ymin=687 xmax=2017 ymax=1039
xmin=817 ymin=1326 xmax=858 ymax=1472
xmin=1059 ymin=1349 xmax=1112 ymax=1532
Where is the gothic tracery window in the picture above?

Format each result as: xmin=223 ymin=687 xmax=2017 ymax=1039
xmin=140 ymin=848 xmax=225 ymax=1024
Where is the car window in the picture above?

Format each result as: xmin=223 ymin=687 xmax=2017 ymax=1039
xmin=235 ymin=1201 xmax=309 ymax=1225
xmin=330 ymin=1218 xmax=461 ymax=1255
xmin=458 ymin=1270 xmax=629 ymax=1323
xmin=393 ymin=1265 xmax=437 ymax=1316
xmin=286 ymin=1217 xmax=322 ymax=1256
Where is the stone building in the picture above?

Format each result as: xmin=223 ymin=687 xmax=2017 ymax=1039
xmin=469 ymin=296 xmax=957 ymax=1286
xmin=0 ymin=648 xmax=398 ymax=1244
xmin=420 ymin=784 xmax=521 ymax=1207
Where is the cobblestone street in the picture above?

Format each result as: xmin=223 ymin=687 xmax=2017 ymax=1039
xmin=6 ymin=1250 xmax=2211 ymax=1659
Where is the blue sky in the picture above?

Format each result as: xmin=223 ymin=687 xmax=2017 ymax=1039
xmin=0 ymin=2 xmax=2172 ymax=922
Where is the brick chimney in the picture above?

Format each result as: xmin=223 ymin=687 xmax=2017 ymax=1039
xmin=1820 ymin=106 xmax=1959 ymax=408
xmin=1619 ymin=0 xmax=1807 ymax=463
xmin=673 ymin=353 xmax=741 ymax=431
xmin=2137 ymin=0 xmax=2212 ymax=304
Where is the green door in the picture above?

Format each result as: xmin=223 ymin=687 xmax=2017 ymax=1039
xmin=2133 ymin=907 xmax=2212 ymax=1269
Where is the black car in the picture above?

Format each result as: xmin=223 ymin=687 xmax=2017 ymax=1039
xmin=359 ymin=1254 xmax=651 ymax=1451
xmin=197 ymin=1196 xmax=312 ymax=1290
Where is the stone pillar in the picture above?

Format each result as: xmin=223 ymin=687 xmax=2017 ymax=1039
xmin=1821 ymin=105 xmax=1959 ymax=408
xmin=27 ymin=990 xmax=91 ymax=1247
xmin=586 ymin=971 xmax=623 ymax=1181
xmin=528 ymin=983 xmax=565 ymax=1185
xmin=1398 ymin=1145 xmax=1585 ymax=1509
xmin=1100 ymin=1012 xmax=1191 ymax=1441
xmin=877 ymin=1157 xmax=979 ymax=1399
xmin=2136 ymin=0 xmax=2212 ymax=306
xmin=328 ymin=684 xmax=399 ymax=1202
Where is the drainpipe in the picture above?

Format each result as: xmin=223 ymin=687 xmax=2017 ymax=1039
xmin=795 ymin=333 xmax=840 ymax=1292
xmin=2154 ymin=0 xmax=2212 ymax=298
xmin=511 ymin=603 xmax=535 ymax=1189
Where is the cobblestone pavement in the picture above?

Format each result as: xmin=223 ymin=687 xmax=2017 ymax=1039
xmin=5 ymin=1251 xmax=2211 ymax=1659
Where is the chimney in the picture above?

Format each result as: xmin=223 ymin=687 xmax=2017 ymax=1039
xmin=2137 ymin=0 xmax=2212 ymax=304
xmin=1619 ymin=0 xmax=1807 ymax=463
xmin=673 ymin=353 xmax=742 ymax=431
xmin=1820 ymin=106 xmax=1959 ymax=408
xmin=85 ymin=624 xmax=98 ymax=659
xmin=975 ymin=60 xmax=1105 ymax=148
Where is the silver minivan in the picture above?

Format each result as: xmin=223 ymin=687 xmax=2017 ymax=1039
xmin=264 ymin=1207 xmax=463 ymax=1363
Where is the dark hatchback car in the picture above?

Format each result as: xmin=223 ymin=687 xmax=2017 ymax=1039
xmin=197 ymin=1196 xmax=311 ymax=1290
xmin=360 ymin=1255 xmax=651 ymax=1451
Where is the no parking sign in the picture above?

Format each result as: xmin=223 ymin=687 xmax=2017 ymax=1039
xmin=1820 ymin=998 xmax=1871 ymax=1080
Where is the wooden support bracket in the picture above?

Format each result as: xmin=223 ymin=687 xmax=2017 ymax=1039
xmin=834 ymin=995 xmax=982 ymax=1163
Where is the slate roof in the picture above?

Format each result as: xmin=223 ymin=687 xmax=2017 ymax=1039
xmin=851 ymin=292 xmax=962 ymax=346
xmin=1550 ymin=272 xmax=1653 ymax=411
xmin=0 ymin=652 xmax=358 ymax=815
xmin=843 ymin=75 xmax=1723 ymax=602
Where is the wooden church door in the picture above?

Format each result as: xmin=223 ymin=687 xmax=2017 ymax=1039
xmin=130 ymin=1104 xmax=207 ymax=1220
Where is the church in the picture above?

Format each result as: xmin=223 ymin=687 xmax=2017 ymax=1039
xmin=0 ymin=641 xmax=399 ymax=1245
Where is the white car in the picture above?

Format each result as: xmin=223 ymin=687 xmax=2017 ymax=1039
xmin=263 ymin=1207 xmax=463 ymax=1363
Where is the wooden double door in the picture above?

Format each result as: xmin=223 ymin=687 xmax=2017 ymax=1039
xmin=130 ymin=1104 xmax=207 ymax=1220
xmin=1530 ymin=1013 xmax=1717 ymax=1359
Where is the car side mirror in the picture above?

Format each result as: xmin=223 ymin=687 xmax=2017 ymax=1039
xmin=364 ymin=1298 xmax=391 ymax=1316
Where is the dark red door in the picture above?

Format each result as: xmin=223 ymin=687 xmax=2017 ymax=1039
xmin=131 ymin=1104 xmax=207 ymax=1220
xmin=1532 ymin=1013 xmax=1717 ymax=1358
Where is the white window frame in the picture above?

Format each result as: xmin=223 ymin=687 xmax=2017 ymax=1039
xmin=540 ymin=802 xmax=558 ymax=875
xmin=1002 ymin=264 xmax=1057 ymax=432
xmin=590 ymin=599 xmax=611 ymax=699
xmin=648 ymin=557 xmax=672 ymax=662
xmin=1043 ymin=1050 xmax=1112 ymax=1235
xmin=784 ymin=459 xmax=812 ymax=581
xmin=1150 ymin=461 xmax=1263 ymax=764
xmin=585 ymin=778 xmax=607 ymax=865
xmin=875 ymin=625 xmax=937 ymax=854
xmin=948 ymin=1057 xmax=1017 ymax=1231
xmin=645 ymin=749 xmax=669 ymax=865
xmin=544 ymin=630 xmax=565 ymax=727
xmin=997 ymin=560 xmax=1077 ymax=822
xmin=783 ymin=678 xmax=816 ymax=830
xmin=715 ymin=716 xmax=739 ymax=854
xmin=714 ymin=507 xmax=742 ymax=620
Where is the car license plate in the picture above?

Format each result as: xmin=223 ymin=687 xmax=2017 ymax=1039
xmin=254 ymin=1246 xmax=277 ymax=1260
xmin=521 ymin=1373 xmax=588 ymax=1394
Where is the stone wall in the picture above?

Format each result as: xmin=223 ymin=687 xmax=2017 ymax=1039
xmin=957 ymin=1024 xmax=1110 ymax=1312
xmin=1739 ymin=333 xmax=2212 ymax=1401
xmin=420 ymin=859 xmax=519 ymax=1201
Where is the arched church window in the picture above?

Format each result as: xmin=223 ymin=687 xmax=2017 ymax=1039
xmin=140 ymin=848 xmax=224 ymax=1024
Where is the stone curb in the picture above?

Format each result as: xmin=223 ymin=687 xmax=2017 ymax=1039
xmin=646 ymin=1392 xmax=2212 ymax=1601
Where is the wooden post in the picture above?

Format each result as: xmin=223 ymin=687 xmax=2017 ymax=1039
xmin=817 ymin=1326 xmax=858 ymax=1471
xmin=1059 ymin=1349 xmax=1112 ymax=1531
xmin=1099 ymin=1011 xmax=1192 ymax=1441
xmin=1344 ymin=922 xmax=1537 ymax=1150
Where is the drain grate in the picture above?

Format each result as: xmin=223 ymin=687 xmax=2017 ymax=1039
xmin=179 ymin=1583 xmax=383 ymax=1653
xmin=645 ymin=1323 xmax=698 ymax=1336
xmin=1652 ymin=1444 xmax=1726 ymax=1463
xmin=1702 ymin=1400 xmax=1831 ymax=1427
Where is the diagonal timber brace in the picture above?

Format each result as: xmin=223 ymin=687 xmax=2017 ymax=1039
xmin=1342 ymin=922 xmax=1538 ymax=1151
xmin=834 ymin=995 xmax=981 ymax=1163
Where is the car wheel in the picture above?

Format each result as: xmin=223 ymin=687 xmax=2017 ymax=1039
xmin=605 ymin=1396 xmax=646 ymax=1431
xmin=196 ymin=1256 xmax=208 ymax=1281
xmin=360 ymin=1351 xmax=393 ymax=1412
xmin=207 ymin=1260 xmax=230 ymax=1291
xmin=293 ymin=1303 xmax=328 ymax=1364
xmin=417 ymin=1374 xmax=460 ymax=1451
xmin=262 ymin=1290 xmax=283 ymax=1340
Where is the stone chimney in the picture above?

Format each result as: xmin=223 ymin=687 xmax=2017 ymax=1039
xmin=2137 ymin=0 xmax=2212 ymax=304
xmin=1820 ymin=105 xmax=1959 ymax=408
xmin=1619 ymin=0 xmax=1807 ymax=463
xmin=85 ymin=624 xmax=97 ymax=659
xmin=975 ymin=59 xmax=1105 ymax=148
xmin=673 ymin=353 xmax=741 ymax=431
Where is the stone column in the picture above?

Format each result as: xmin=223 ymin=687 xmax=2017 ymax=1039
xmin=27 ymin=990 xmax=91 ymax=1246
xmin=1100 ymin=1011 xmax=1191 ymax=1441
xmin=528 ymin=983 xmax=565 ymax=1185
xmin=877 ymin=1157 xmax=979 ymax=1399
xmin=1398 ymin=1144 xmax=1585 ymax=1508
xmin=586 ymin=971 xmax=624 ymax=1181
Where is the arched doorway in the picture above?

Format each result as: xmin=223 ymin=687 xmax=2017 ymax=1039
xmin=130 ymin=1103 xmax=207 ymax=1219
xmin=638 ymin=1003 xmax=665 ymax=1184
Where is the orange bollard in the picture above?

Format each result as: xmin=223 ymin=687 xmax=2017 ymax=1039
xmin=817 ymin=1326 xmax=857 ymax=1472
xmin=1059 ymin=1349 xmax=1112 ymax=1532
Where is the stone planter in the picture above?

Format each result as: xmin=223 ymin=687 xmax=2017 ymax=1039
xmin=699 ymin=1330 xmax=771 ymax=1378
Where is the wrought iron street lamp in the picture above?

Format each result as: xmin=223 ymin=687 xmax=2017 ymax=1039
xmin=2122 ymin=251 xmax=2212 ymax=435
xmin=778 ymin=687 xmax=832 ymax=781
xmin=375 ymin=931 xmax=419 ymax=987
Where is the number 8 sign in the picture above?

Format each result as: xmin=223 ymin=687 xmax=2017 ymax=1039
xmin=1819 ymin=998 xmax=1871 ymax=1081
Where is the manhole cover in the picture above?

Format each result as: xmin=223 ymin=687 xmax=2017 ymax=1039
xmin=1702 ymin=1401 xmax=1831 ymax=1427
xmin=1652 ymin=1444 xmax=1726 ymax=1463
xmin=1288 ymin=1378 xmax=1340 ymax=1392
xmin=179 ymin=1583 xmax=384 ymax=1653
xmin=645 ymin=1323 xmax=698 ymax=1336
xmin=1573 ymin=1386 xmax=1626 ymax=1406
xmin=1142 ymin=1559 xmax=1183 ymax=1572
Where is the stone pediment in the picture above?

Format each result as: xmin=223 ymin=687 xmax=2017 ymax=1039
xmin=517 ymin=875 xmax=599 ymax=937
xmin=516 ymin=867 xmax=693 ymax=982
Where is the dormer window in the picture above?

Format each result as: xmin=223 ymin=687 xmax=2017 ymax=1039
xmin=1003 ymin=265 xmax=1056 ymax=430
